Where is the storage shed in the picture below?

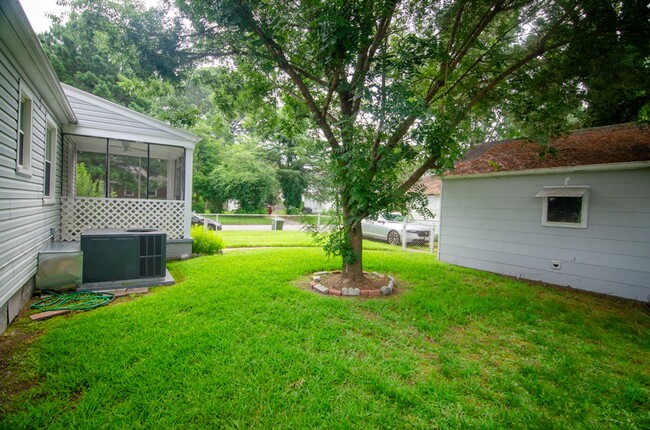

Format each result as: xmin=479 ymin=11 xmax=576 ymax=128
xmin=438 ymin=123 xmax=650 ymax=302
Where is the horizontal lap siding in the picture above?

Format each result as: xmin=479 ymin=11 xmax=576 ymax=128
xmin=439 ymin=169 xmax=650 ymax=301
xmin=0 ymin=42 xmax=63 ymax=309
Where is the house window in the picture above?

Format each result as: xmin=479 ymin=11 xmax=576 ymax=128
xmin=17 ymin=89 xmax=33 ymax=174
xmin=44 ymin=121 xmax=57 ymax=199
xmin=535 ymin=186 xmax=589 ymax=228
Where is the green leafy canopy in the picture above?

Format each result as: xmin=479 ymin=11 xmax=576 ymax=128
xmin=48 ymin=0 xmax=648 ymax=277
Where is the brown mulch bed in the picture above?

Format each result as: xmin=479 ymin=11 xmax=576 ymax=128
xmin=317 ymin=273 xmax=387 ymax=291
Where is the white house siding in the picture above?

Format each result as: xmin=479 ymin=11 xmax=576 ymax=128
xmin=438 ymin=167 xmax=650 ymax=302
xmin=0 ymin=41 xmax=63 ymax=331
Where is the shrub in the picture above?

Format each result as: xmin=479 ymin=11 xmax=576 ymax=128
xmin=191 ymin=226 xmax=225 ymax=255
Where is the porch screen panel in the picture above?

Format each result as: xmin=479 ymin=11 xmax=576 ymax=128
xmin=76 ymin=143 xmax=107 ymax=197
xmin=149 ymin=144 xmax=184 ymax=201
xmin=108 ymin=140 xmax=149 ymax=199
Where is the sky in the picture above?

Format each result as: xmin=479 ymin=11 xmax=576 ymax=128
xmin=19 ymin=0 xmax=160 ymax=34
xmin=19 ymin=0 xmax=67 ymax=34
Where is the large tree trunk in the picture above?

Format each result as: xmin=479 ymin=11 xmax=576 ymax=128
xmin=341 ymin=194 xmax=364 ymax=282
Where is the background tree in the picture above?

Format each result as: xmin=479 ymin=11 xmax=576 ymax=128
xmin=550 ymin=0 xmax=649 ymax=126
xmin=489 ymin=0 xmax=650 ymax=137
xmin=208 ymin=146 xmax=280 ymax=213
xmin=255 ymin=100 xmax=319 ymax=212
xmin=39 ymin=11 xmax=138 ymax=106
xmin=75 ymin=162 xmax=104 ymax=197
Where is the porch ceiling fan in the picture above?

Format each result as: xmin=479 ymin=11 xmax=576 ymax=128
xmin=117 ymin=140 xmax=148 ymax=156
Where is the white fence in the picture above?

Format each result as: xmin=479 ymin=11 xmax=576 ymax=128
xmin=60 ymin=197 xmax=186 ymax=241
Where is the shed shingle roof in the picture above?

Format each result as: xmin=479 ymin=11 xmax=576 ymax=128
xmin=450 ymin=123 xmax=650 ymax=176
xmin=418 ymin=175 xmax=442 ymax=195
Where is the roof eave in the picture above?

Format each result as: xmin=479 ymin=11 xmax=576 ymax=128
xmin=61 ymin=83 xmax=199 ymax=145
xmin=444 ymin=161 xmax=650 ymax=180
xmin=63 ymin=124 xmax=197 ymax=149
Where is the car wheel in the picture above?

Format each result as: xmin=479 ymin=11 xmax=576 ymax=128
xmin=387 ymin=230 xmax=401 ymax=246
xmin=208 ymin=224 xmax=216 ymax=231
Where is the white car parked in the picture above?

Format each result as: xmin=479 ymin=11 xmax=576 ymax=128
xmin=361 ymin=213 xmax=431 ymax=246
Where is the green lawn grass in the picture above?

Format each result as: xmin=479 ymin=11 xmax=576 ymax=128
xmin=212 ymin=215 xmax=272 ymax=225
xmin=1 ymin=248 xmax=648 ymax=429
xmin=202 ymin=214 xmax=334 ymax=225
xmin=216 ymin=230 xmax=401 ymax=251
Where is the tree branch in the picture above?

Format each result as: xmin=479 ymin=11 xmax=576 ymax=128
xmin=466 ymin=26 xmax=570 ymax=110
xmin=371 ymin=1 xmax=563 ymax=184
xmin=350 ymin=0 xmax=401 ymax=113
xmin=238 ymin=5 xmax=341 ymax=151
xmin=397 ymin=155 xmax=440 ymax=194
xmin=290 ymin=62 xmax=329 ymax=87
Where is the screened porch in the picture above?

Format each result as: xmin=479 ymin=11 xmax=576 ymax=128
xmin=59 ymin=135 xmax=193 ymax=241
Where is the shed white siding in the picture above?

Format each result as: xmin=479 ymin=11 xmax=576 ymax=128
xmin=439 ymin=167 xmax=650 ymax=302
xmin=0 ymin=39 xmax=63 ymax=327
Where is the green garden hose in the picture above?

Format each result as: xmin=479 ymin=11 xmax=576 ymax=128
xmin=31 ymin=291 xmax=115 ymax=311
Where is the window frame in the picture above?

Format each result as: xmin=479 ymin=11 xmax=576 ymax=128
xmin=16 ymin=85 xmax=34 ymax=176
xmin=43 ymin=116 xmax=58 ymax=203
xmin=536 ymin=186 xmax=589 ymax=229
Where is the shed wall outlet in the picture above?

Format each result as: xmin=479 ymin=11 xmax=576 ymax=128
xmin=551 ymin=260 xmax=562 ymax=270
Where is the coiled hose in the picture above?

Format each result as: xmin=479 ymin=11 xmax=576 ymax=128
xmin=31 ymin=291 xmax=115 ymax=311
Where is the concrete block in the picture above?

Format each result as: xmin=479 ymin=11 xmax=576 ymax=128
xmin=127 ymin=287 xmax=149 ymax=295
xmin=0 ymin=303 xmax=8 ymax=334
xmin=313 ymin=283 xmax=329 ymax=294
xmin=8 ymin=289 xmax=22 ymax=324
xmin=21 ymin=279 xmax=34 ymax=306
xmin=97 ymin=289 xmax=128 ymax=297
xmin=342 ymin=288 xmax=360 ymax=296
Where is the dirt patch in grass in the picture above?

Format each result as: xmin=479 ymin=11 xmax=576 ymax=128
xmin=0 ymin=316 xmax=43 ymax=410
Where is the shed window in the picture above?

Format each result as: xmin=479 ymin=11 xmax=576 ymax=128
xmin=535 ymin=187 xmax=589 ymax=228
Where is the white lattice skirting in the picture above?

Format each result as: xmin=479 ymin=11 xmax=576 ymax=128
xmin=61 ymin=197 xmax=185 ymax=241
